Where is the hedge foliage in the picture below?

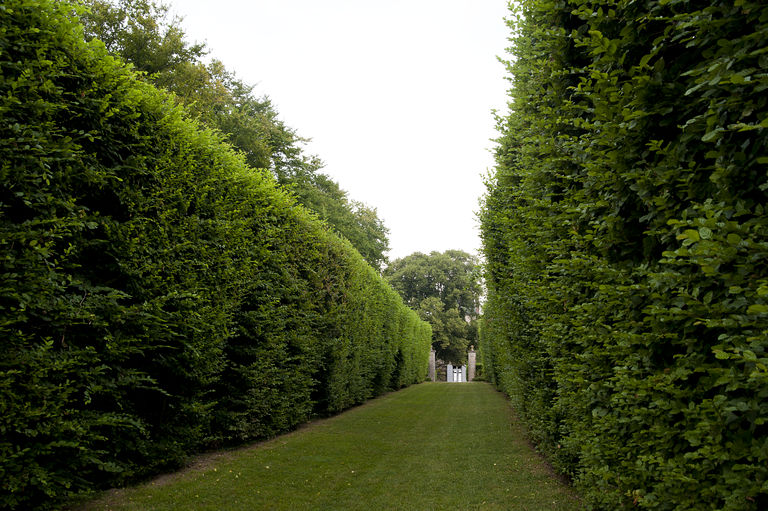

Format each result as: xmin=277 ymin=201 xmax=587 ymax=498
xmin=480 ymin=0 xmax=768 ymax=509
xmin=0 ymin=1 xmax=431 ymax=509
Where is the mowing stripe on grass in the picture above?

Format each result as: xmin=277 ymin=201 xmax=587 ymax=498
xmin=77 ymin=383 xmax=581 ymax=510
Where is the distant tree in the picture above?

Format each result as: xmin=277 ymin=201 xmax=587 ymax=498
xmin=384 ymin=250 xmax=482 ymax=363
xmin=292 ymin=174 xmax=390 ymax=270
xmin=78 ymin=0 xmax=390 ymax=269
xmin=347 ymin=201 xmax=390 ymax=271
xmin=79 ymin=0 xmax=312 ymax=176
xmin=80 ymin=0 xmax=206 ymax=75
xmin=384 ymin=250 xmax=481 ymax=319
xmin=417 ymin=297 xmax=472 ymax=365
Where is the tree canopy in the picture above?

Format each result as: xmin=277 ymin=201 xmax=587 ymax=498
xmin=384 ymin=250 xmax=482 ymax=364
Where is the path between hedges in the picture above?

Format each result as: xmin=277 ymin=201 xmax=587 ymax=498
xmin=78 ymin=383 xmax=581 ymax=511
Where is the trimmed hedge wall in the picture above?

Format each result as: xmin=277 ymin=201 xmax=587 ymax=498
xmin=480 ymin=0 xmax=767 ymax=509
xmin=0 ymin=1 xmax=431 ymax=509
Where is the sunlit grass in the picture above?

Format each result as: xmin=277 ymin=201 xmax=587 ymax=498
xmin=78 ymin=383 xmax=581 ymax=510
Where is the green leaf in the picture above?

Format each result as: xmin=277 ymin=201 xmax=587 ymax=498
xmin=677 ymin=229 xmax=700 ymax=242
xmin=742 ymin=350 xmax=757 ymax=362
xmin=713 ymin=349 xmax=730 ymax=360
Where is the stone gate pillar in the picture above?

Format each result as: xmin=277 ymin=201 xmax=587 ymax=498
xmin=428 ymin=348 xmax=436 ymax=382
xmin=468 ymin=345 xmax=476 ymax=382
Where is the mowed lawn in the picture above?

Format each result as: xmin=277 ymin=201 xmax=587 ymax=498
xmin=78 ymin=383 xmax=581 ymax=510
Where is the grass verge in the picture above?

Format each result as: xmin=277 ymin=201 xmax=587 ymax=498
xmin=76 ymin=382 xmax=581 ymax=510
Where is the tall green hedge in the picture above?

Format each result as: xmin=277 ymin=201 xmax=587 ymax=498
xmin=480 ymin=0 xmax=767 ymax=509
xmin=0 ymin=2 xmax=431 ymax=509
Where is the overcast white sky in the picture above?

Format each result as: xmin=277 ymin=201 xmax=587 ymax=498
xmin=166 ymin=0 xmax=511 ymax=261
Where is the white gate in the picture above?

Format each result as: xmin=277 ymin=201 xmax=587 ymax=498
xmin=446 ymin=364 xmax=466 ymax=382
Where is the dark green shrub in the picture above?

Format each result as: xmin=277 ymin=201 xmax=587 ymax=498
xmin=0 ymin=2 xmax=430 ymax=509
xmin=481 ymin=0 xmax=768 ymax=509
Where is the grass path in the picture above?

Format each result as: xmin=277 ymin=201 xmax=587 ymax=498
xmin=78 ymin=383 xmax=580 ymax=510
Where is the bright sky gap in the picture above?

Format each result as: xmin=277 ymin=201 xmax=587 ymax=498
xmin=166 ymin=0 xmax=511 ymax=260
